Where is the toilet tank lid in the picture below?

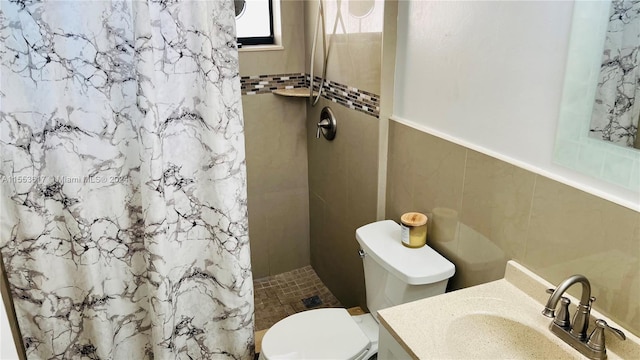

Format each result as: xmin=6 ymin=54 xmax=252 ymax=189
xmin=356 ymin=220 xmax=455 ymax=285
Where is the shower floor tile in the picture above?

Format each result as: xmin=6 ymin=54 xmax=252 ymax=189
xmin=253 ymin=265 xmax=342 ymax=331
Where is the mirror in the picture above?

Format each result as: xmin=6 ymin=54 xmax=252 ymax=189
xmin=586 ymin=0 xmax=640 ymax=150
xmin=554 ymin=0 xmax=640 ymax=191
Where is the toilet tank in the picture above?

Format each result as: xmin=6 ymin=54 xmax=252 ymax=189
xmin=356 ymin=220 xmax=455 ymax=319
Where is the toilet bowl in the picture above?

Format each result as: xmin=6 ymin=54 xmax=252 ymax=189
xmin=259 ymin=220 xmax=455 ymax=360
xmin=259 ymin=308 xmax=378 ymax=360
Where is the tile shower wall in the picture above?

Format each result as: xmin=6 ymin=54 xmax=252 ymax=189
xmin=239 ymin=0 xmax=309 ymax=278
xmin=242 ymin=95 xmax=309 ymax=277
xmin=240 ymin=0 xmax=383 ymax=284
xmin=305 ymin=2 xmax=383 ymax=95
xmin=304 ymin=0 xmax=383 ymax=310
xmin=386 ymin=120 xmax=640 ymax=336
xmin=307 ymin=97 xmax=379 ymax=309
xmin=242 ymin=78 xmax=380 ymax=297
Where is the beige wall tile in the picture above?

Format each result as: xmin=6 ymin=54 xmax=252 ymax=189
xmin=307 ymin=97 xmax=378 ymax=310
xmin=604 ymin=205 xmax=640 ymax=332
xmin=411 ymin=132 xmax=466 ymax=217
xmin=309 ymin=199 xmax=343 ymax=302
xmin=524 ymin=176 xmax=640 ymax=334
xmin=524 ymin=177 xmax=612 ymax=269
xmin=247 ymin=189 xmax=270 ymax=278
xmin=242 ymin=93 xmax=309 ymax=277
xmin=385 ymin=121 xmax=466 ymax=222
xmin=306 ymin=98 xmax=349 ymax=215
xmin=265 ymin=189 xmax=310 ymax=275
xmin=304 ymin=1 xmax=383 ymax=94
xmin=346 ymin=120 xmax=379 ymax=228
xmin=325 ymin=33 xmax=382 ymax=94
xmin=599 ymin=200 xmax=640 ymax=336
xmin=385 ymin=120 xmax=640 ymax=336
xmin=328 ymin=98 xmax=380 ymax=229
xmin=317 ymin=207 xmax=367 ymax=308
xmin=240 ymin=41 xmax=309 ymax=276
xmin=460 ymin=150 xmax=535 ymax=261
xmin=385 ymin=121 xmax=416 ymax=222
xmin=243 ymin=95 xmax=308 ymax=195
xmin=303 ymin=0 xmax=316 ymax=75
xmin=433 ymin=150 xmax=536 ymax=290
xmin=309 ymin=192 xmax=326 ymax=264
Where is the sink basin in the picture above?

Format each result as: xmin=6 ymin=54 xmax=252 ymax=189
xmin=379 ymin=294 xmax=583 ymax=359
xmin=377 ymin=261 xmax=640 ymax=359
xmin=445 ymin=314 xmax=574 ymax=359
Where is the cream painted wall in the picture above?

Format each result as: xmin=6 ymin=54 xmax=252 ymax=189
xmin=393 ymin=0 xmax=640 ymax=210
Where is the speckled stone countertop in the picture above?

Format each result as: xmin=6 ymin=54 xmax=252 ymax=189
xmin=377 ymin=261 xmax=640 ymax=359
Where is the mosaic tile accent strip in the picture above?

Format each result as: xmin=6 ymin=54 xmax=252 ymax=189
xmin=239 ymin=73 xmax=381 ymax=118
xmin=309 ymin=75 xmax=381 ymax=118
xmin=240 ymin=73 xmax=306 ymax=95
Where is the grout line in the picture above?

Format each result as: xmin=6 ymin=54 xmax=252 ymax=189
xmin=459 ymin=148 xmax=469 ymax=215
xmin=522 ymin=174 xmax=539 ymax=263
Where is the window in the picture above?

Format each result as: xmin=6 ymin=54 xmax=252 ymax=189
xmin=234 ymin=0 xmax=275 ymax=46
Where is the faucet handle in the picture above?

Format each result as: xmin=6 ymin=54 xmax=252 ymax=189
xmin=587 ymin=319 xmax=626 ymax=352
xmin=316 ymin=119 xmax=330 ymax=138
xmin=553 ymin=297 xmax=571 ymax=328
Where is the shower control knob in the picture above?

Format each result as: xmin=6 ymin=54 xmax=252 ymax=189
xmin=317 ymin=106 xmax=337 ymax=140
xmin=316 ymin=119 xmax=331 ymax=138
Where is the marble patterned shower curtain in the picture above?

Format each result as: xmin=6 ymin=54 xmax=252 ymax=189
xmin=589 ymin=0 xmax=640 ymax=147
xmin=0 ymin=1 xmax=254 ymax=359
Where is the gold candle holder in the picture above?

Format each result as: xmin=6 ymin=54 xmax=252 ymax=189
xmin=400 ymin=212 xmax=428 ymax=248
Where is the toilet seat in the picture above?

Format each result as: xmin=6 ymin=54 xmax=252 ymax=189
xmin=260 ymin=308 xmax=371 ymax=360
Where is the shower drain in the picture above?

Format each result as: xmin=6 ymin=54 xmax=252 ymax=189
xmin=301 ymin=295 xmax=323 ymax=308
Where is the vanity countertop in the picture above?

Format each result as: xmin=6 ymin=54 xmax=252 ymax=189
xmin=377 ymin=261 xmax=640 ymax=359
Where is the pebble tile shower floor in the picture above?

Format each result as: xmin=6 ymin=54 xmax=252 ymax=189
xmin=253 ymin=265 xmax=342 ymax=331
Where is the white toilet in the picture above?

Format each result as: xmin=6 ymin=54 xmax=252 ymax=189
xmin=259 ymin=220 xmax=455 ymax=360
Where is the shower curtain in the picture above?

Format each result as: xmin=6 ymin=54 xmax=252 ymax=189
xmin=589 ymin=0 xmax=640 ymax=147
xmin=0 ymin=1 xmax=254 ymax=359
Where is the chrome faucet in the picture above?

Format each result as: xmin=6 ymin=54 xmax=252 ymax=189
xmin=543 ymin=274 xmax=593 ymax=340
xmin=542 ymin=274 xmax=625 ymax=360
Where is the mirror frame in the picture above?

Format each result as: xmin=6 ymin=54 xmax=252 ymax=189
xmin=554 ymin=0 xmax=640 ymax=191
